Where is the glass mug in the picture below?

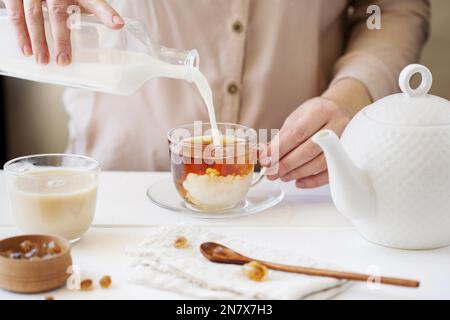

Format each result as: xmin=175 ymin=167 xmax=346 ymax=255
xmin=4 ymin=154 xmax=100 ymax=242
xmin=168 ymin=123 xmax=266 ymax=211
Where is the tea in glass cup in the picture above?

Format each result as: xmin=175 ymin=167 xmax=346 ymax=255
xmin=168 ymin=123 xmax=264 ymax=211
xmin=4 ymin=154 xmax=100 ymax=242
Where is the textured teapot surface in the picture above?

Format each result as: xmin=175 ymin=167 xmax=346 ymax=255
xmin=323 ymin=65 xmax=450 ymax=249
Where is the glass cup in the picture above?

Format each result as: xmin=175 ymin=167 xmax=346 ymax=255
xmin=4 ymin=154 xmax=100 ymax=242
xmin=168 ymin=122 xmax=265 ymax=211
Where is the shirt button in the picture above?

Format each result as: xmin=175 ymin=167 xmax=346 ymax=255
xmin=232 ymin=21 xmax=244 ymax=33
xmin=227 ymin=83 xmax=239 ymax=95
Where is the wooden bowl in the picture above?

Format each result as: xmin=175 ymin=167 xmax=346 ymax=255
xmin=0 ymin=235 xmax=72 ymax=293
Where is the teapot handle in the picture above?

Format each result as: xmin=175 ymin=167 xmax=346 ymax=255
xmin=399 ymin=64 xmax=432 ymax=97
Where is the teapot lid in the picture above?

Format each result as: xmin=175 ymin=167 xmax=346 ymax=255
xmin=365 ymin=64 xmax=450 ymax=126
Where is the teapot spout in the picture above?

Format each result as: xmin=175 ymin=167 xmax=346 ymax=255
xmin=312 ymin=130 xmax=376 ymax=221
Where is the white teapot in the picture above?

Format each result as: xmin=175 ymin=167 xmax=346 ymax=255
xmin=313 ymin=64 xmax=450 ymax=249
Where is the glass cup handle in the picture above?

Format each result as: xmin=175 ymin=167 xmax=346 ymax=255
xmin=251 ymin=167 xmax=267 ymax=187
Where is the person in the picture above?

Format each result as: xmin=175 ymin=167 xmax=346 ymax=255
xmin=2 ymin=0 xmax=430 ymax=188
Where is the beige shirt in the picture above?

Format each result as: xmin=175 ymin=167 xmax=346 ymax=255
xmin=64 ymin=0 xmax=430 ymax=171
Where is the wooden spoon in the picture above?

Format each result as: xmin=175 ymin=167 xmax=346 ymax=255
xmin=200 ymin=242 xmax=419 ymax=288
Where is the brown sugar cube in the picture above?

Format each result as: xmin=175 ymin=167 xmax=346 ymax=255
xmin=47 ymin=241 xmax=62 ymax=255
xmin=19 ymin=240 xmax=36 ymax=253
xmin=24 ymin=247 xmax=39 ymax=259
xmin=173 ymin=236 xmax=189 ymax=248
xmin=243 ymin=261 xmax=268 ymax=282
xmin=99 ymin=275 xmax=112 ymax=289
xmin=80 ymin=279 xmax=93 ymax=291
xmin=8 ymin=250 xmax=23 ymax=260
xmin=39 ymin=242 xmax=48 ymax=257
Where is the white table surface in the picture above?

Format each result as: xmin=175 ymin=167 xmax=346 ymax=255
xmin=0 ymin=171 xmax=449 ymax=300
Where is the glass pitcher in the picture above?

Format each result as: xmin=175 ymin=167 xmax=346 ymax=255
xmin=0 ymin=8 xmax=199 ymax=95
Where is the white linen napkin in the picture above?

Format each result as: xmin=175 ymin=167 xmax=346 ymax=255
xmin=127 ymin=225 xmax=350 ymax=299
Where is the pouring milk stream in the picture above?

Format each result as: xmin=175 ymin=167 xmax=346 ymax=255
xmin=0 ymin=10 xmax=222 ymax=145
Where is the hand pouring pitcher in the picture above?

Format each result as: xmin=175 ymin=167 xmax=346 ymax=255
xmin=0 ymin=9 xmax=199 ymax=96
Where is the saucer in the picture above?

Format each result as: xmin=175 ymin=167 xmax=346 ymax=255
xmin=146 ymin=176 xmax=284 ymax=219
